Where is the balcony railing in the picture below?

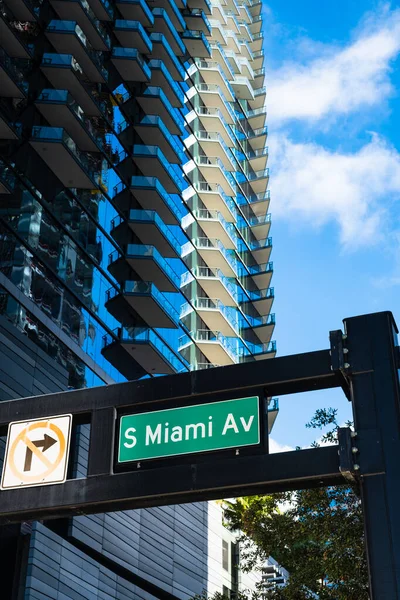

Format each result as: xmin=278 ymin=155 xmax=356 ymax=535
xmin=106 ymin=281 xmax=179 ymax=325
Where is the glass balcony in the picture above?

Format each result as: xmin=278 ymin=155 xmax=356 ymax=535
xmin=190 ymin=362 xmax=220 ymax=370
xmin=247 ymin=146 xmax=268 ymax=171
xmin=121 ymin=176 xmax=185 ymax=225
xmin=150 ymin=33 xmax=185 ymax=80
xmin=249 ymin=31 xmax=263 ymax=51
xmin=242 ymin=105 xmax=267 ymax=129
xmin=240 ymin=235 xmax=272 ymax=264
xmin=0 ymin=3 xmax=34 ymax=59
xmin=187 ymin=265 xmax=238 ymax=306
xmin=237 ymin=189 xmax=270 ymax=216
xmin=111 ymin=210 xmax=181 ymax=258
xmin=242 ymin=313 xmax=275 ymax=344
xmin=182 ymin=8 xmax=211 ymax=35
xmin=195 ymin=155 xmax=236 ymax=196
xmin=35 ymin=89 xmax=106 ymax=153
xmin=45 ymin=20 xmax=107 ymax=82
xmin=0 ymin=48 xmax=28 ymax=99
xmin=179 ymin=329 xmax=238 ymax=365
xmin=209 ymin=19 xmax=228 ymax=44
xmin=192 ymin=208 xmax=238 ymax=250
xmin=132 ymin=145 xmax=186 ymax=194
xmin=247 ymin=124 xmax=268 ymax=150
xmin=249 ymin=14 xmax=262 ymax=34
xmin=241 ymin=212 xmax=271 ymax=240
xmin=252 ymin=48 xmax=264 ymax=70
xmin=111 ymin=47 xmax=151 ymax=81
xmin=182 ymin=30 xmax=211 ymax=58
xmin=193 ymin=181 xmax=237 ymax=223
xmin=190 ymin=297 xmax=240 ymax=337
xmin=115 ymin=0 xmax=153 ymax=26
xmin=108 ymin=244 xmax=180 ymax=292
xmin=240 ymin=340 xmax=276 ymax=361
xmin=249 ymin=0 xmax=261 ymax=17
xmin=196 ymin=83 xmax=236 ymax=125
xmin=149 ymin=59 xmax=183 ymax=107
xmin=0 ymin=161 xmax=16 ymax=194
xmin=29 ymin=126 xmax=99 ymax=188
xmin=240 ymin=286 xmax=274 ymax=315
xmin=135 ymin=115 xmax=185 ymax=164
xmin=105 ymin=281 xmax=179 ymax=328
xmin=114 ymin=20 xmax=152 ymax=53
xmin=195 ymin=105 xmax=235 ymax=146
xmin=192 ymin=237 xmax=238 ymax=278
xmin=230 ymin=75 xmax=255 ymax=100
xmin=239 ymin=260 xmax=273 ymax=289
xmin=195 ymin=130 xmax=235 ymax=171
xmin=151 ymin=0 xmax=186 ymax=30
xmin=247 ymin=167 xmax=269 ymax=194
xmin=151 ymin=8 xmax=185 ymax=55
xmin=49 ymin=0 xmax=111 ymax=50
xmin=195 ymin=60 xmax=235 ymax=101
xmin=103 ymin=327 xmax=187 ymax=374
xmin=41 ymin=53 xmax=107 ymax=116
xmin=137 ymin=86 xmax=184 ymax=135
xmin=210 ymin=42 xmax=236 ymax=79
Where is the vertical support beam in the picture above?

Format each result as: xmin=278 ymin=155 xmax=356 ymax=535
xmin=87 ymin=407 xmax=116 ymax=476
xmin=345 ymin=311 xmax=400 ymax=599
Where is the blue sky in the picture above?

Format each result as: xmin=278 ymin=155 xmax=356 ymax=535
xmin=265 ymin=1 xmax=400 ymax=450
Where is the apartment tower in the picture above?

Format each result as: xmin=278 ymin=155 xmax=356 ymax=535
xmin=0 ymin=0 xmax=276 ymax=596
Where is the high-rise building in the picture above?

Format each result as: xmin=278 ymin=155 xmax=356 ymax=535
xmin=0 ymin=0 xmax=277 ymax=596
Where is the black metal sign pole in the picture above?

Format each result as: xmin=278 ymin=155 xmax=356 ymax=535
xmin=345 ymin=312 xmax=400 ymax=599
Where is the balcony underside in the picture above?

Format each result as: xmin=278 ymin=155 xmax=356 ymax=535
xmin=150 ymin=39 xmax=182 ymax=81
xmin=192 ymin=340 xmax=235 ymax=366
xmin=0 ymin=16 xmax=31 ymax=59
xmin=111 ymin=51 xmax=150 ymax=81
xmin=196 ymin=247 xmax=236 ymax=278
xmin=196 ymin=139 xmax=234 ymax=171
xmin=193 ymin=276 xmax=237 ymax=307
xmin=40 ymin=62 xmax=103 ymax=116
xmin=195 ymin=163 xmax=235 ymax=196
xmin=0 ymin=115 xmax=19 ymax=140
xmin=4 ymin=0 xmax=37 ymax=20
xmin=108 ymin=254 xmax=178 ymax=293
xmin=102 ymin=342 xmax=146 ymax=380
xmin=106 ymin=292 xmax=178 ymax=329
xmin=249 ymin=173 xmax=269 ymax=195
xmin=0 ymin=65 xmax=25 ymax=99
xmin=132 ymin=153 xmax=183 ymax=194
xmin=195 ymin=113 xmax=233 ymax=147
xmin=249 ymin=132 xmax=267 ymax=151
xmin=197 ymin=90 xmax=234 ymax=124
xmin=187 ymin=0 xmax=211 ymax=13
xmin=150 ymin=63 xmax=182 ymax=107
xmin=111 ymin=219 xmax=180 ymax=259
xmin=137 ymin=94 xmax=182 ymax=135
xmin=195 ymin=217 xmax=236 ymax=250
xmin=30 ymin=138 xmax=95 ymax=188
xmin=195 ymin=308 xmax=238 ymax=337
xmin=49 ymin=1 xmax=109 ymax=50
xmin=182 ymin=35 xmax=210 ymax=58
xmin=247 ymin=196 xmax=270 ymax=217
xmin=45 ymin=29 xmax=106 ymax=82
xmin=249 ymin=154 xmax=268 ymax=173
xmin=135 ymin=122 xmax=182 ymax=164
xmin=249 ymin=219 xmax=271 ymax=241
xmin=147 ymin=0 xmax=184 ymax=30
xmin=129 ymin=181 xmax=182 ymax=225
xmin=250 ymin=244 xmax=272 ymax=265
xmin=35 ymin=100 xmax=99 ymax=152
xmin=242 ymin=295 xmax=274 ymax=317
xmin=116 ymin=0 xmax=153 ymax=26
xmin=245 ymin=322 xmax=275 ymax=345
xmin=268 ymin=406 xmax=278 ymax=433
xmin=151 ymin=14 xmax=184 ymax=56
xmin=117 ymin=338 xmax=178 ymax=374
xmin=195 ymin=189 xmax=235 ymax=223
xmin=114 ymin=24 xmax=152 ymax=53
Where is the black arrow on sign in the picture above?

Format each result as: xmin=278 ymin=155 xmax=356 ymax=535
xmin=23 ymin=434 xmax=57 ymax=472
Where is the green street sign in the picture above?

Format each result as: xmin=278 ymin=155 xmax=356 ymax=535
xmin=118 ymin=396 xmax=260 ymax=463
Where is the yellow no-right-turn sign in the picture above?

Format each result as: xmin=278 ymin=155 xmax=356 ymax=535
xmin=1 ymin=414 xmax=72 ymax=490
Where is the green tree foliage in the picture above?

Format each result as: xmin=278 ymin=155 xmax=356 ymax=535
xmin=223 ymin=409 xmax=368 ymax=600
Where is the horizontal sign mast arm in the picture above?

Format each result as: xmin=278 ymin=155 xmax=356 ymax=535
xmin=0 ymin=349 xmax=338 ymax=429
xmin=0 ymin=446 xmax=342 ymax=525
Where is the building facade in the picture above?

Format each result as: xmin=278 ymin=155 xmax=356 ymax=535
xmin=0 ymin=0 xmax=276 ymax=596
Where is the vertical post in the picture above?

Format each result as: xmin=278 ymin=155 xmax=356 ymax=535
xmin=87 ymin=407 xmax=115 ymax=476
xmin=345 ymin=311 xmax=400 ymax=599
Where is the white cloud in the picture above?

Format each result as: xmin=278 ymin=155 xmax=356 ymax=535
xmin=269 ymin=438 xmax=294 ymax=454
xmin=270 ymin=132 xmax=400 ymax=247
xmin=267 ymin=6 xmax=400 ymax=125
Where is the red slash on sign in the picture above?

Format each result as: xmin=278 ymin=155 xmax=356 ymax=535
xmin=23 ymin=434 xmax=57 ymax=472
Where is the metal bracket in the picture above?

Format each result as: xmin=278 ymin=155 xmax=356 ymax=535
xmin=338 ymin=427 xmax=357 ymax=483
xmin=329 ymin=330 xmax=351 ymax=400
